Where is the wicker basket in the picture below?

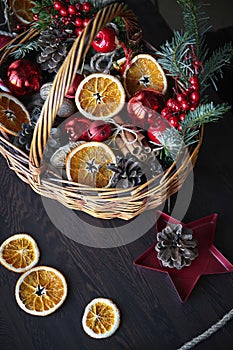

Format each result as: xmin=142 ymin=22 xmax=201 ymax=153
xmin=0 ymin=2 xmax=203 ymax=220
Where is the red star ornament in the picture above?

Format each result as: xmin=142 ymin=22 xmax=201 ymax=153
xmin=134 ymin=211 xmax=233 ymax=302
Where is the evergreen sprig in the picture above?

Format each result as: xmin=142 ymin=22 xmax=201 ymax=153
xmin=9 ymin=41 xmax=38 ymax=59
xmin=157 ymin=31 xmax=195 ymax=85
xmin=200 ymin=43 xmax=233 ymax=92
xmin=181 ymin=102 xmax=231 ymax=146
xmin=177 ymin=0 xmax=211 ymax=61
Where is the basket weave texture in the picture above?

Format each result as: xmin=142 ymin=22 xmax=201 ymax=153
xmin=0 ymin=3 xmax=203 ymax=220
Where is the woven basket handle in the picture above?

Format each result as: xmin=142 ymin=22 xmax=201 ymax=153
xmin=29 ymin=2 xmax=138 ymax=169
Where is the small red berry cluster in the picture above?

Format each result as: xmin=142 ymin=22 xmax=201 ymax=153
xmin=161 ymin=75 xmax=201 ymax=131
xmin=34 ymin=1 xmax=94 ymax=37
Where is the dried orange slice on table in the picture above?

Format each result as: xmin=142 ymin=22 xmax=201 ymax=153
xmin=0 ymin=233 xmax=39 ymax=273
xmin=82 ymin=298 xmax=120 ymax=338
xmin=11 ymin=0 xmax=36 ymax=24
xmin=124 ymin=54 xmax=167 ymax=98
xmin=15 ymin=266 xmax=67 ymax=316
xmin=75 ymin=73 xmax=125 ymax=120
xmin=0 ymin=93 xmax=30 ymax=136
xmin=66 ymin=142 xmax=116 ymax=188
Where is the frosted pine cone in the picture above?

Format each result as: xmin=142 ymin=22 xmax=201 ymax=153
xmin=155 ymin=224 xmax=198 ymax=269
xmin=37 ymin=29 xmax=69 ymax=73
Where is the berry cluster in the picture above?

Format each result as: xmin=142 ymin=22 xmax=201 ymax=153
xmin=161 ymin=75 xmax=201 ymax=131
xmin=34 ymin=1 xmax=94 ymax=37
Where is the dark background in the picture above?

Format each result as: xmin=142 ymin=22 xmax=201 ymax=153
xmin=0 ymin=1 xmax=233 ymax=350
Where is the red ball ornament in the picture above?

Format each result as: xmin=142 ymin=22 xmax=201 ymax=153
xmin=63 ymin=115 xmax=91 ymax=141
xmin=128 ymin=89 xmax=166 ymax=127
xmin=65 ymin=74 xmax=83 ymax=99
xmin=92 ymin=27 xmax=117 ymax=53
xmin=6 ymin=59 xmax=42 ymax=97
xmin=87 ymin=121 xmax=112 ymax=141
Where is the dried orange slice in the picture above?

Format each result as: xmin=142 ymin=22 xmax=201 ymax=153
xmin=11 ymin=0 xmax=36 ymax=24
xmin=75 ymin=73 xmax=125 ymax=120
xmin=0 ymin=93 xmax=30 ymax=136
xmin=82 ymin=298 xmax=120 ymax=339
xmin=124 ymin=54 xmax=167 ymax=98
xmin=0 ymin=233 xmax=40 ymax=273
xmin=15 ymin=266 xmax=67 ymax=316
xmin=66 ymin=142 xmax=116 ymax=188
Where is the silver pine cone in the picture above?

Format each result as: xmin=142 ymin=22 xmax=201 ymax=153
xmin=155 ymin=224 xmax=198 ymax=269
xmin=37 ymin=29 xmax=68 ymax=73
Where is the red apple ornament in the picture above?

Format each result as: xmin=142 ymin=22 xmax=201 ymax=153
xmin=147 ymin=116 xmax=168 ymax=144
xmin=63 ymin=115 xmax=91 ymax=141
xmin=128 ymin=89 xmax=166 ymax=127
xmin=65 ymin=74 xmax=83 ymax=98
xmin=92 ymin=27 xmax=118 ymax=53
xmin=87 ymin=121 xmax=112 ymax=141
xmin=6 ymin=59 xmax=42 ymax=97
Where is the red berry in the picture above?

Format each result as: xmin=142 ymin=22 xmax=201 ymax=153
xmin=176 ymin=93 xmax=186 ymax=103
xmin=54 ymin=1 xmax=62 ymax=11
xmin=60 ymin=8 xmax=68 ymax=17
xmin=178 ymin=124 xmax=182 ymax=132
xmin=68 ymin=5 xmax=77 ymax=15
xmin=75 ymin=3 xmax=83 ymax=11
xmin=171 ymin=101 xmax=181 ymax=112
xmin=83 ymin=18 xmax=90 ymax=27
xmin=166 ymin=98 xmax=175 ymax=109
xmin=92 ymin=27 xmax=117 ymax=53
xmin=161 ymin=107 xmax=171 ymax=118
xmin=33 ymin=14 xmax=38 ymax=21
xmin=82 ymin=2 xmax=92 ymax=12
xmin=179 ymin=113 xmax=186 ymax=122
xmin=183 ymin=87 xmax=193 ymax=96
xmin=75 ymin=17 xmax=83 ymax=27
xmin=190 ymin=76 xmax=199 ymax=86
xmin=181 ymin=101 xmax=190 ymax=111
xmin=168 ymin=116 xmax=179 ymax=128
xmin=190 ymin=91 xmax=200 ymax=103
xmin=192 ymin=83 xmax=200 ymax=91
xmin=75 ymin=27 xmax=84 ymax=36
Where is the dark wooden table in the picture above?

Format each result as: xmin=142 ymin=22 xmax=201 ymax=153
xmin=1 ymin=1 xmax=233 ymax=349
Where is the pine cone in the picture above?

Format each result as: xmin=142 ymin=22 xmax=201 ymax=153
xmin=37 ymin=29 xmax=69 ymax=73
xmin=16 ymin=113 xmax=39 ymax=153
xmin=155 ymin=224 xmax=198 ymax=270
xmin=108 ymin=156 xmax=145 ymax=188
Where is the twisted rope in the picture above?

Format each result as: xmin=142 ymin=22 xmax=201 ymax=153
xmin=178 ymin=308 xmax=233 ymax=350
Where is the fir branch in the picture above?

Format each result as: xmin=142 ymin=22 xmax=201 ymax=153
xmin=9 ymin=41 xmax=38 ymax=59
xmin=156 ymin=128 xmax=184 ymax=161
xmin=200 ymin=43 xmax=233 ymax=92
xmin=157 ymin=31 xmax=195 ymax=85
xmin=177 ymin=0 xmax=211 ymax=61
xmin=181 ymin=102 xmax=231 ymax=145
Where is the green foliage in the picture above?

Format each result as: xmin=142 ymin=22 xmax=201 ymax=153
xmin=177 ymin=0 xmax=211 ymax=61
xmin=157 ymin=31 xmax=195 ymax=86
xmin=200 ymin=43 xmax=233 ymax=92
xmin=32 ymin=0 xmax=56 ymax=30
xmin=156 ymin=128 xmax=184 ymax=161
xmin=9 ymin=41 xmax=38 ymax=59
xmin=181 ymin=102 xmax=231 ymax=146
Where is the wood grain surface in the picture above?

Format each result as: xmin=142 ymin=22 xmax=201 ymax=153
xmin=0 ymin=1 xmax=233 ymax=349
